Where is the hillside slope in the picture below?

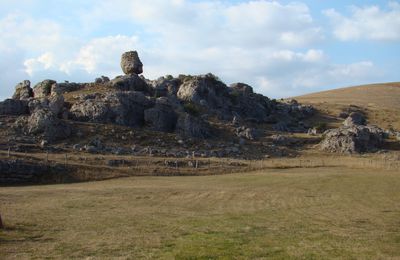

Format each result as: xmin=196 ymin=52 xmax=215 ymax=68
xmin=295 ymin=82 xmax=400 ymax=129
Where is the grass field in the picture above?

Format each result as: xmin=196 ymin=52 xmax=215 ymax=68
xmin=1 ymin=166 xmax=400 ymax=259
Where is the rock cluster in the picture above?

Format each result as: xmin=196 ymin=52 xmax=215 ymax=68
xmin=12 ymin=80 xmax=33 ymax=100
xmin=320 ymin=114 xmax=385 ymax=153
xmin=0 ymin=50 xmax=316 ymax=144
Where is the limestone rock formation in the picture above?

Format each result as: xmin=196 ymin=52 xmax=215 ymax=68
xmin=0 ymin=99 xmax=29 ymax=115
xmin=12 ymin=80 xmax=33 ymax=100
xmin=33 ymin=80 xmax=56 ymax=98
xmin=110 ymin=74 xmax=149 ymax=92
xmin=121 ymin=51 xmax=143 ymax=75
xmin=176 ymin=113 xmax=212 ymax=138
xmin=235 ymin=126 xmax=258 ymax=140
xmin=70 ymin=91 xmax=152 ymax=127
xmin=343 ymin=112 xmax=366 ymax=127
xmin=26 ymin=109 xmax=71 ymax=141
xmin=144 ymin=97 xmax=178 ymax=132
xmin=320 ymin=118 xmax=385 ymax=154
xmin=229 ymin=83 xmax=253 ymax=96
xmin=95 ymin=76 xmax=110 ymax=84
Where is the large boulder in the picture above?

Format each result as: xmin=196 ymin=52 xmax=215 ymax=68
xmin=149 ymin=76 xmax=182 ymax=96
xmin=12 ymin=80 xmax=33 ymax=100
xmin=52 ymin=82 xmax=83 ymax=94
xmin=27 ymin=109 xmax=71 ymax=141
xmin=28 ymin=94 xmax=65 ymax=116
xmin=33 ymin=80 xmax=56 ymax=98
xmin=0 ymin=99 xmax=29 ymax=115
xmin=177 ymin=74 xmax=229 ymax=109
xmin=235 ymin=126 xmax=258 ymax=140
xmin=95 ymin=76 xmax=110 ymax=84
xmin=70 ymin=91 xmax=153 ymax=127
xmin=110 ymin=74 xmax=149 ymax=92
xmin=320 ymin=125 xmax=385 ymax=153
xmin=343 ymin=112 xmax=366 ymax=127
xmin=176 ymin=113 xmax=212 ymax=138
xmin=144 ymin=97 xmax=177 ymax=132
xmin=121 ymin=51 xmax=143 ymax=75
xmin=229 ymin=83 xmax=253 ymax=96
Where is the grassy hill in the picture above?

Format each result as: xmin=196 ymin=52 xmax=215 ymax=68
xmin=295 ymin=82 xmax=400 ymax=130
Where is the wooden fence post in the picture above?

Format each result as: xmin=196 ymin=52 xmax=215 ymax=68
xmin=64 ymin=154 xmax=68 ymax=166
xmin=0 ymin=212 xmax=3 ymax=229
xmin=7 ymin=147 xmax=10 ymax=158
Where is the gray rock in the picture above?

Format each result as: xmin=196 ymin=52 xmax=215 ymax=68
xmin=176 ymin=113 xmax=212 ymax=138
xmin=0 ymin=99 xmax=29 ymax=115
xmin=48 ymin=94 xmax=65 ymax=116
xmin=110 ymin=74 xmax=149 ymax=92
xmin=338 ymin=112 xmax=349 ymax=119
xmin=320 ymin=124 xmax=385 ymax=153
xmin=149 ymin=76 xmax=182 ymax=97
xmin=12 ymin=80 xmax=33 ymax=100
xmin=343 ymin=112 xmax=366 ymax=127
xmin=271 ymin=135 xmax=296 ymax=146
xmin=236 ymin=126 xmax=258 ymax=140
xmin=229 ymin=83 xmax=253 ymax=96
xmin=33 ymin=80 xmax=56 ymax=98
xmin=121 ymin=51 xmax=143 ymax=75
xmin=177 ymin=74 xmax=229 ymax=109
xmin=27 ymin=109 xmax=71 ymax=142
xmin=144 ymin=97 xmax=177 ymax=132
xmin=70 ymin=91 xmax=152 ymax=127
xmin=27 ymin=94 xmax=64 ymax=117
xmin=95 ymin=76 xmax=110 ymax=84
xmin=52 ymin=82 xmax=83 ymax=94
xmin=307 ymin=128 xmax=318 ymax=135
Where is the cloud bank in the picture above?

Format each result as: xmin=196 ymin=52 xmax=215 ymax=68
xmin=0 ymin=0 xmax=397 ymax=100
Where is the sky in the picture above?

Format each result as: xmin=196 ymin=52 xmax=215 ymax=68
xmin=0 ymin=0 xmax=399 ymax=100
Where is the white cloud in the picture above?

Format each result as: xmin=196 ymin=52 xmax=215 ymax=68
xmin=24 ymin=52 xmax=54 ymax=76
xmin=324 ymin=2 xmax=400 ymax=41
xmin=0 ymin=1 xmax=392 ymax=100
xmin=62 ymin=35 xmax=140 ymax=75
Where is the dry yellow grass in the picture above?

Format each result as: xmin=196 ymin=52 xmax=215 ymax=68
xmin=295 ymin=82 xmax=400 ymax=129
xmin=1 ymin=165 xmax=400 ymax=259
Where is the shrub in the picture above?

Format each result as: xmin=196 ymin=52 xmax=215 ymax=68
xmin=183 ymin=102 xmax=201 ymax=117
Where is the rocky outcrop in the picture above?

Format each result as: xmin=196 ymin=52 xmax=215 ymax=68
xmin=144 ymin=97 xmax=177 ymax=132
xmin=0 ymin=99 xmax=29 ymax=115
xmin=26 ymin=109 xmax=71 ymax=141
xmin=33 ymin=80 xmax=56 ymax=98
xmin=230 ymin=83 xmax=253 ymax=96
xmin=28 ymin=94 xmax=65 ymax=116
xmin=121 ymin=51 xmax=143 ymax=75
xmin=176 ymin=113 xmax=212 ymax=138
xmin=70 ymin=91 xmax=153 ymax=127
xmin=149 ymin=76 xmax=182 ymax=97
xmin=235 ymin=126 xmax=258 ymax=140
xmin=12 ymin=80 xmax=33 ymax=100
xmin=52 ymin=82 xmax=84 ymax=94
xmin=110 ymin=74 xmax=149 ymax=92
xmin=95 ymin=76 xmax=110 ymax=84
xmin=320 ymin=123 xmax=385 ymax=154
xmin=343 ymin=112 xmax=366 ymax=127
xmin=177 ymin=74 xmax=229 ymax=110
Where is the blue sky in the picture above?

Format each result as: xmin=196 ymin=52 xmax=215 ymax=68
xmin=0 ymin=0 xmax=399 ymax=100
